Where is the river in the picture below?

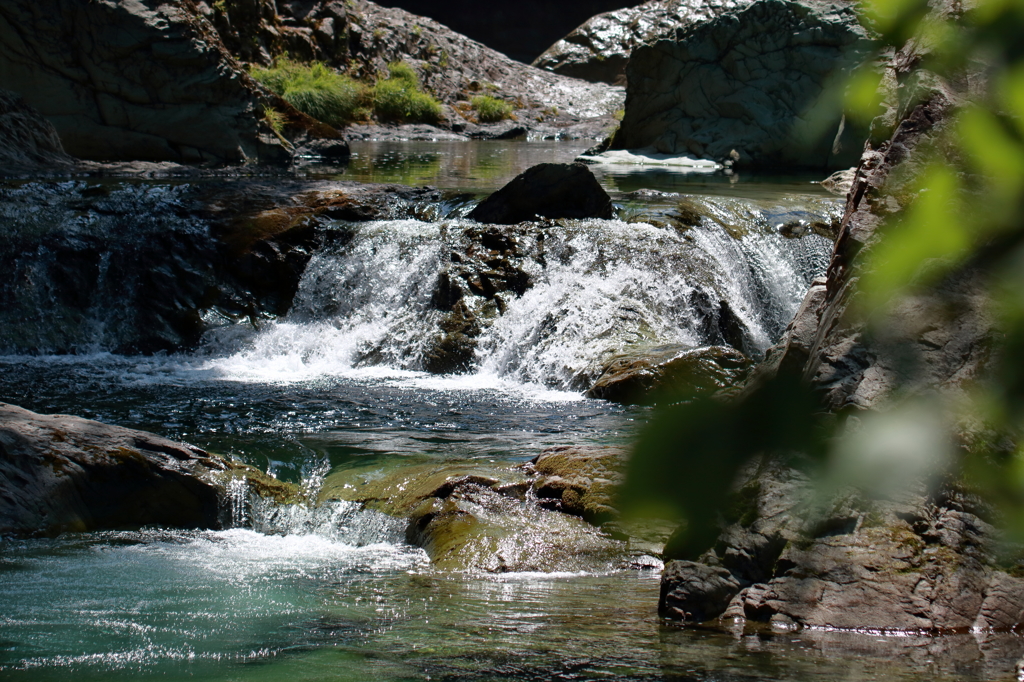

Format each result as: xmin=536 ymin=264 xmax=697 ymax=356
xmin=2 ymin=140 xmax=1017 ymax=681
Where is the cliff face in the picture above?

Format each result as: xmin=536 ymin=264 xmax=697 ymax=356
xmin=0 ymin=90 xmax=75 ymax=174
xmin=202 ymin=0 xmax=625 ymax=122
xmin=533 ymin=0 xmax=752 ymax=86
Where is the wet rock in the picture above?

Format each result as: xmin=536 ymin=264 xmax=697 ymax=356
xmin=0 ymin=0 xmax=291 ymax=163
xmin=0 ymin=402 xmax=298 ymax=536
xmin=819 ymin=167 xmax=856 ymax=196
xmin=586 ymin=344 xmax=751 ymax=404
xmin=659 ymin=457 xmax=1024 ymax=631
xmin=534 ymin=0 xmax=752 ymax=86
xmin=292 ymin=137 xmax=352 ymax=161
xmin=317 ymin=456 xmax=658 ymax=572
xmin=468 ymin=163 xmax=613 ymax=224
xmin=661 ymin=561 xmax=743 ymax=621
xmin=524 ymin=445 xmax=627 ymax=526
xmin=613 ymin=0 xmax=870 ymax=169
xmin=0 ymin=90 xmax=75 ymax=176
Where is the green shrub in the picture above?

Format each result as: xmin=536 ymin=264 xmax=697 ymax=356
xmin=372 ymin=62 xmax=443 ymax=124
xmin=471 ymin=95 xmax=513 ymax=123
xmin=250 ymin=59 xmax=370 ymax=127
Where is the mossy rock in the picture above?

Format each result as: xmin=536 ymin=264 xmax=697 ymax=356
xmin=587 ymin=344 xmax=751 ymax=405
xmin=210 ymin=459 xmax=305 ymax=506
xmin=318 ymin=456 xmax=657 ymax=572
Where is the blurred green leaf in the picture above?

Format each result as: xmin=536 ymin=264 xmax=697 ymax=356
xmin=620 ymin=373 xmax=822 ymax=560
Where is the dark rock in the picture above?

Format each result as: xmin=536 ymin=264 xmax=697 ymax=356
xmin=468 ymin=163 xmax=613 ymax=224
xmin=293 ymin=137 xmax=352 ymax=161
xmin=0 ymin=90 xmax=75 ymax=175
xmin=0 ymin=180 xmax=439 ymax=354
xmin=613 ymin=0 xmax=870 ymax=169
xmin=0 ymin=402 xmax=222 ymax=535
xmin=0 ymin=403 xmax=296 ymax=536
xmin=661 ymin=561 xmax=743 ymax=621
xmin=0 ymin=0 xmax=290 ymax=163
xmin=533 ymin=0 xmax=752 ymax=86
xmin=586 ymin=344 xmax=751 ymax=404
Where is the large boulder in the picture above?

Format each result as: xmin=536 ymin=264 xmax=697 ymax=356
xmin=0 ymin=89 xmax=75 ymax=175
xmin=0 ymin=0 xmax=286 ymax=163
xmin=533 ymin=0 xmax=753 ymax=86
xmin=468 ymin=163 xmax=614 ymax=224
xmin=612 ymin=0 xmax=870 ymax=169
xmin=0 ymin=403 xmax=296 ymax=536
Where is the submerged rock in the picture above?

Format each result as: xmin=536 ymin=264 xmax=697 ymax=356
xmin=468 ymin=163 xmax=614 ymax=224
xmin=0 ymin=403 xmax=298 ymax=536
xmin=534 ymin=0 xmax=752 ymax=86
xmin=613 ymin=0 xmax=870 ymax=169
xmin=586 ymin=345 xmax=751 ymax=404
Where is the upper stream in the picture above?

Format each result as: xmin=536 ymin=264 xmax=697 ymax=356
xmin=2 ymin=141 xmax=1018 ymax=681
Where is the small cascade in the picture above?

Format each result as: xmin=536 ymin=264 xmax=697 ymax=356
xmin=226 ymin=476 xmax=250 ymax=528
xmin=206 ymin=194 xmax=836 ymax=390
xmin=223 ymin=472 xmax=407 ymax=546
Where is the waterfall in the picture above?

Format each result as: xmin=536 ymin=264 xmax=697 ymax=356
xmin=204 ymin=197 xmax=835 ymax=389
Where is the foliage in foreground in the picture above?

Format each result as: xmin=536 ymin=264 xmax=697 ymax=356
xmin=621 ymin=0 xmax=1024 ymax=556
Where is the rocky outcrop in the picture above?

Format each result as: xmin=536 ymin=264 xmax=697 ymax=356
xmin=0 ymin=0 xmax=298 ymax=163
xmin=0 ymin=179 xmax=443 ymax=354
xmin=586 ymin=344 xmax=750 ymax=404
xmin=612 ymin=0 xmax=870 ymax=169
xmin=533 ymin=0 xmax=752 ymax=86
xmin=0 ymin=90 xmax=75 ymax=175
xmin=656 ymin=15 xmax=1020 ymax=632
xmin=200 ymin=0 xmax=625 ymax=132
xmin=660 ymin=459 xmax=1024 ymax=632
xmin=376 ymin=0 xmax=637 ymax=65
xmin=468 ymin=163 xmax=613 ymax=224
xmin=0 ymin=402 xmax=297 ymax=536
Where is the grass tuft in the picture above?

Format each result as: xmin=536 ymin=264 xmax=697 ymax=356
xmin=471 ymin=95 xmax=514 ymax=123
xmin=250 ymin=58 xmax=370 ymax=127
xmin=372 ymin=62 xmax=443 ymax=124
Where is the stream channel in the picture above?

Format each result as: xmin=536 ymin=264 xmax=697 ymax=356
xmin=1 ymin=140 xmax=1017 ymax=681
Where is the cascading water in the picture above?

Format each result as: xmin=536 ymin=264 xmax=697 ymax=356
xmin=203 ymin=196 xmax=835 ymax=391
